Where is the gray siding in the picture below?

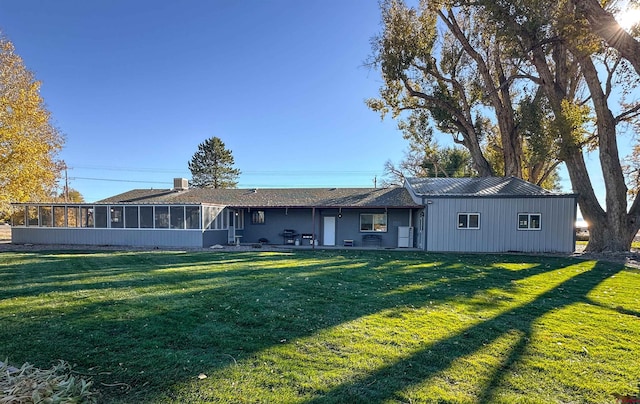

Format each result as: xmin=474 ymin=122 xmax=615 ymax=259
xmin=12 ymin=228 xmax=203 ymax=248
xmin=236 ymin=208 xmax=416 ymax=247
xmin=240 ymin=208 xmax=319 ymax=245
xmin=202 ymin=230 xmax=229 ymax=247
xmin=425 ymin=197 xmax=576 ymax=253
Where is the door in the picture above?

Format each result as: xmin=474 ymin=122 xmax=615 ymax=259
xmin=398 ymin=226 xmax=409 ymax=247
xmin=323 ymin=216 xmax=336 ymax=246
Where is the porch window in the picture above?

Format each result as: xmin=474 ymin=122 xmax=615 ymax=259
xmin=360 ymin=213 xmax=387 ymax=232
xmin=67 ymin=206 xmax=80 ymax=227
xmin=185 ymin=206 xmax=200 ymax=229
xmin=518 ymin=213 xmax=541 ymax=230
xmin=154 ymin=206 xmax=169 ymax=229
xmin=40 ymin=206 xmax=52 ymax=227
xmin=458 ymin=213 xmax=480 ymax=229
xmin=11 ymin=206 xmax=26 ymax=226
xmin=53 ymin=206 xmax=66 ymax=227
xmin=252 ymin=210 xmax=265 ymax=224
xmin=140 ymin=206 xmax=153 ymax=228
xmin=94 ymin=206 xmax=108 ymax=228
xmin=125 ymin=206 xmax=139 ymax=228
xmin=28 ymin=206 xmax=39 ymax=226
xmin=80 ymin=207 xmax=94 ymax=228
xmin=170 ymin=206 xmax=185 ymax=229
xmin=110 ymin=206 xmax=124 ymax=228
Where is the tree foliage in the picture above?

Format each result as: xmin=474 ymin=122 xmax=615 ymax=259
xmin=0 ymin=33 xmax=64 ymax=218
xmin=368 ymin=0 xmax=562 ymax=186
xmin=188 ymin=136 xmax=241 ymax=189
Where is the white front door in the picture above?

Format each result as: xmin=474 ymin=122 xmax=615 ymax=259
xmin=323 ymin=216 xmax=336 ymax=246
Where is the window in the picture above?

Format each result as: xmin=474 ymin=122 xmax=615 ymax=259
xmin=110 ymin=206 xmax=124 ymax=228
xmin=28 ymin=206 xmax=39 ymax=226
xmin=94 ymin=206 xmax=108 ymax=228
xmin=458 ymin=213 xmax=480 ymax=229
xmin=67 ymin=207 xmax=79 ymax=227
xmin=53 ymin=206 xmax=66 ymax=227
xmin=252 ymin=210 xmax=265 ymax=224
xmin=125 ymin=206 xmax=139 ymax=228
xmin=140 ymin=206 xmax=154 ymax=228
xmin=360 ymin=213 xmax=387 ymax=232
xmin=11 ymin=206 xmax=26 ymax=226
xmin=185 ymin=206 xmax=201 ymax=229
xmin=518 ymin=213 xmax=541 ymax=230
xmin=205 ymin=207 xmax=226 ymax=230
xmin=154 ymin=206 xmax=169 ymax=229
xmin=80 ymin=207 xmax=94 ymax=228
xmin=40 ymin=206 xmax=52 ymax=227
xmin=170 ymin=206 xmax=185 ymax=229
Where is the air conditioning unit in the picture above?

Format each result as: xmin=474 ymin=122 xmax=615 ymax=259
xmin=173 ymin=178 xmax=189 ymax=191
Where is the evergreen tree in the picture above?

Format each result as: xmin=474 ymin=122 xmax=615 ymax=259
xmin=188 ymin=137 xmax=241 ymax=188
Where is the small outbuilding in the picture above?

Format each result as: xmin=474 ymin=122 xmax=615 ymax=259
xmin=404 ymin=177 xmax=578 ymax=253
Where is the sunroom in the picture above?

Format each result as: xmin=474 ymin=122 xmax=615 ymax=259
xmin=10 ymin=203 xmax=233 ymax=248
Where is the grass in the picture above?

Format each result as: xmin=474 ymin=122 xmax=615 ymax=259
xmin=0 ymin=249 xmax=638 ymax=403
xmin=575 ymin=239 xmax=640 ymax=249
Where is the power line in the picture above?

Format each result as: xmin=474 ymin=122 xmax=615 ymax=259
xmin=70 ymin=165 xmax=380 ymax=176
xmin=70 ymin=177 xmax=171 ymax=185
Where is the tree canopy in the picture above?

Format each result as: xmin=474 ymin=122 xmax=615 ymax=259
xmin=0 ymin=33 xmax=64 ymax=219
xmin=367 ymin=0 xmax=561 ymax=188
xmin=188 ymin=136 xmax=241 ymax=189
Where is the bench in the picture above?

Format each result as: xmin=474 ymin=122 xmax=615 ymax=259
xmin=343 ymin=239 xmax=354 ymax=247
xmin=362 ymin=234 xmax=382 ymax=247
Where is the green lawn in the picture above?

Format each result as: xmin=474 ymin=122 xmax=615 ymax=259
xmin=0 ymin=250 xmax=638 ymax=403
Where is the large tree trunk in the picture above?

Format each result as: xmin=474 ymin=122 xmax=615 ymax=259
xmin=576 ymin=50 xmax=635 ymax=251
xmin=441 ymin=8 xmax=522 ymax=177
xmin=527 ymin=40 xmax=635 ymax=251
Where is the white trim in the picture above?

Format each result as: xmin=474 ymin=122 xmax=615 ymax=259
xmin=457 ymin=212 xmax=480 ymax=230
xmin=517 ymin=213 xmax=542 ymax=231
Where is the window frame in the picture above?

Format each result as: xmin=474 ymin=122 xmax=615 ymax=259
xmin=251 ymin=210 xmax=265 ymax=225
xmin=457 ymin=213 xmax=480 ymax=230
xmin=360 ymin=213 xmax=388 ymax=233
xmin=518 ymin=213 xmax=541 ymax=230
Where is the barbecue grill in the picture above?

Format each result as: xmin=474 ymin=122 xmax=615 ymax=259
xmin=280 ymin=229 xmax=299 ymax=245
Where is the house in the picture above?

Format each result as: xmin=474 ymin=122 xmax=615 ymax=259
xmin=404 ymin=177 xmax=578 ymax=253
xmin=10 ymin=176 xmax=577 ymax=253
xmin=11 ymin=178 xmax=422 ymax=249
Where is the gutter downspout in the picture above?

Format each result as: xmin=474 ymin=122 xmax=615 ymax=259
xmin=312 ymin=207 xmax=316 ymax=250
xmin=422 ymin=196 xmax=427 ymax=251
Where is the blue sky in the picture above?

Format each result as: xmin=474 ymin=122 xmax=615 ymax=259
xmin=0 ymin=1 xmax=611 ymax=207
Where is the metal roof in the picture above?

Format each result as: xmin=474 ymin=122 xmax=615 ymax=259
xmin=97 ymin=187 xmax=421 ymax=208
xmin=406 ymin=177 xmax=571 ymax=197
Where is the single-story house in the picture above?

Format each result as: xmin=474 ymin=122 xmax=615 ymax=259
xmin=11 ymin=178 xmax=422 ymax=249
xmin=10 ymin=176 xmax=578 ymax=253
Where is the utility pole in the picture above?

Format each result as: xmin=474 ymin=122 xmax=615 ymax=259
xmin=62 ymin=162 xmax=69 ymax=202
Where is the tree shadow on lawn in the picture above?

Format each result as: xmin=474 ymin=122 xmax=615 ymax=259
xmin=304 ymin=259 xmax=626 ymax=403
xmin=0 ymin=250 xmax=626 ymax=402
xmin=0 ymin=250 xmax=273 ymax=299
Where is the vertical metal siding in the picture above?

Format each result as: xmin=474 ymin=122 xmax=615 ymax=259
xmin=425 ymin=197 xmax=575 ymax=253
